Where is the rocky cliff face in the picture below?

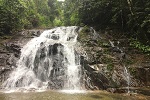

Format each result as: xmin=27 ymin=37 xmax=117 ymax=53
xmin=77 ymin=26 xmax=150 ymax=91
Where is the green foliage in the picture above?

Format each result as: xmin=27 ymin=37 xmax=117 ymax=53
xmin=101 ymin=55 xmax=114 ymax=71
xmin=129 ymin=67 xmax=137 ymax=76
xmin=79 ymin=0 xmax=115 ymax=28
xmin=107 ymin=63 xmax=114 ymax=71
xmin=78 ymin=26 xmax=91 ymax=41
xmin=102 ymin=42 xmax=111 ymax=48
xmin=53 ymin=18 xmax=63 ymax=26
xmin=77 ymin=0 xmax=150 ymax=45
xmin=0 ymin=0 xmax=26 ymax=34
xmin=101 ymin=56 xmax=113 ymax=64
xmin=81 ymin=26 xmax=90 ymax=33
xmin=70 ymin=12 xmax=80 ymax=25
xmin=0 ymin=0 xmax=149 ymax=47
xmin=130 ymin=39 xmax=150 ymax=53
xmin=63 ymin=0 xmax=80 ymax=26
xmin=0 ymin=0 xmax=62 ymax=35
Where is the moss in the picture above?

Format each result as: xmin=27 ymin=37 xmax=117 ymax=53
xmin=130 ymin=39 xmax=150 ymax=54
xmin=97 ymin=40 xmax=111 ymax=47
xmin=103 ymin=49 xmax=110 ymax=54
xmin=78 ymin=31 xmax=87 ymax=41
xmin=96 ymin=51 xmax=103 ymax=57
xmin=129 ymin=67 xmax=137 ymax=76
xmin=0 ymin=43 xmax=4 ymax=47
xmin=107 ymin=63 xmax=114 ymax=71
xmin=110 ymin=79 xmax=119 ymax=88
xmin=124 ymin=59 xmax=134 ymax=65
xmin=101 ymin=56 xmax=113 ymax=64
xmin=81 ymin=25 xmax=90 ymax=33
xmin=101 ymin=56 xmax=115 ymax=72
xmin=0 ymin=35 xmax=12 ymax=39
xmin=78 ymin=25 xmax=91 ymax=41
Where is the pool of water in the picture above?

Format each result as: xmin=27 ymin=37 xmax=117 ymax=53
xmin=0 ymin=90 xmax=149 ymax=100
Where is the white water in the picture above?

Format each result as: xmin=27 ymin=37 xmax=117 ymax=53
xmin=2 ymin=26 xmax=82 ymax=92
xmin=124 ymin=66 xmax=130 ymax=93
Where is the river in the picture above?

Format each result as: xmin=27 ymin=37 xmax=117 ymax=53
xmin=0 ymin=90 xmax=149 ymax=100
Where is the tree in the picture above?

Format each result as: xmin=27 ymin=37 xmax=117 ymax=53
xmin=0 ymin=0 xmax=26 ymax=34
xmin=78 ymin=0 xmax=150 ymax=44
xmin=63 ymin=0 xmax=80 ymax=26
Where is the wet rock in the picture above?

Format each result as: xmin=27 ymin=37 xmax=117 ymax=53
xmin=107 ymin=88 xmax=117 ymax=93
xmin=107 ymin=88 xmax=129 ymax=93
xmin=107 ymin=87 xmax=150 ymax=95
xmin=51 ymin=34 xmax=59 ymax=40
xmin=110 ymin=47 xmax=123 ymax=53
xmin=21 ymin=30 xmax=43 ymax=37
xmin=135 ymin=66 xmax=150 ymax=86
xmin=48 ymin=81 xmax=56 ymax=89
xmin=5 ymin=43 xmax=21 ymax=57
xmin=78 ymin=27 xmax=150 ymax=90
xmin=33 ymin=43 xmax=66 ymax=85
xmin=0 ymin=29 xmax=44 ymax=83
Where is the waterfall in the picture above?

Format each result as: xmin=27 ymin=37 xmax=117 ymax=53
xmin=124 ymin=66 xmax=130 ymax=93
xmin=2 ymin=26 xmax=82 ymax=91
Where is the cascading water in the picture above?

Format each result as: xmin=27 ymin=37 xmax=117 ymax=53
xmin=2 ymin=26 xmax=82 ymax=91
xmin=124 ymin=66 xmax=130 ymax=93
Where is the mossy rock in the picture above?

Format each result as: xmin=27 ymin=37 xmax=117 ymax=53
xmin=78 ymin=26 xmax=92 ymax=41
xmin=107 ymin=63 xmax=114 ymax=71
xmin=81 ymin=26 xmax=91 ymax=33
xmin=101 ymin=56 xmax=113 ymax=64
xmin=128 ymin=67 xmax=137 ymax=77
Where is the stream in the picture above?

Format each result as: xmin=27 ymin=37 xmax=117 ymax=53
xmin=0 ymin=90 xmax=150 ymax=100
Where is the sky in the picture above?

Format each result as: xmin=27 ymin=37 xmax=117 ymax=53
xmin=57 ymin=0 xmax=65 ymax=2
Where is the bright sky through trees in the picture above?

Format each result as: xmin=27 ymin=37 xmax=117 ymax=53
xmin=57 ymin=0 xmax=65 ymax=2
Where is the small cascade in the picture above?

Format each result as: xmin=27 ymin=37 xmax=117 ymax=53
xmin=124 ymin=66 xmax=130 ymax=93
xmin=2 ymin=26 xmax=82 ymax=91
